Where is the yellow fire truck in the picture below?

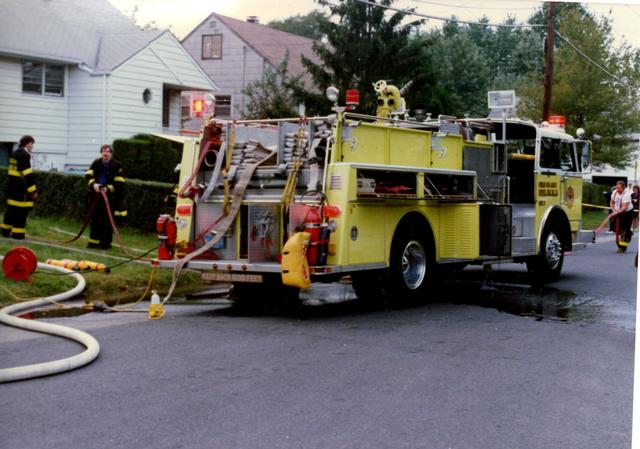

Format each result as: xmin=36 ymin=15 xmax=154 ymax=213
xmin=154 ymin=83 xmax=594 ymax=303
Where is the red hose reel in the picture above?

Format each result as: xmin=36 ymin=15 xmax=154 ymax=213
xmin=2 ymin=246 xmax=38 ymax=282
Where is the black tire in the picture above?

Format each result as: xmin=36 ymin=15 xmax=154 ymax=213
xmin=353 ymin=224 xmax=433 ymax=304
xmin=526 ymin=226 xmax=564 ymax=284
xmin=389 ymin=225 xmax=433 ymax=302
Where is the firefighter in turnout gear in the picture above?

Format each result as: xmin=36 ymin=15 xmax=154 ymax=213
xmin=84 ymin=144 xmax=127 ymax=249
xmin=1 ymin=135 xmax=37 ymax=240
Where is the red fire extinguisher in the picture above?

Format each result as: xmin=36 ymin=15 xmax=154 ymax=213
xmin=157 ymin=214 xmax=177 ymax=260
xmin=302 ymin=205 xmax=325 ymax=267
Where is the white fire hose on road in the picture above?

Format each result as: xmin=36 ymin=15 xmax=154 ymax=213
xmin=0 ymin=257 xmax=100 ymax=383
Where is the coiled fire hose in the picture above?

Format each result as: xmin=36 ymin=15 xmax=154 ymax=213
xmin=0 ymin=257 xmax=99 ymax=383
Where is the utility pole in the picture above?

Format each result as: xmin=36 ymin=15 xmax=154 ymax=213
xmin=542 ymin=2 xmax=556 ymax=121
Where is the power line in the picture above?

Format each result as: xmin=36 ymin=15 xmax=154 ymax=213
xmin=625 ymin=5 xmax=640 ymax=19
xmin=351 ymin=0 xmax=546 ymax=28
xmin=352 ymin=0 xmax=636 ymax=89
xmin=554 ymin=30 xmax=631 ymax=89
xmin=410 ymin=0 xmax=537 ymax=12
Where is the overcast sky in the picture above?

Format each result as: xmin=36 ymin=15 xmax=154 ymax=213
xmin=108 ymin=0 xmax=640 ymax=48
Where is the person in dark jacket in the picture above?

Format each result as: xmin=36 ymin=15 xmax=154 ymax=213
xmin=1 ymin=135 xmax=37 ymax=239
xmin=84 ymin=144 xmax=127 ymax=249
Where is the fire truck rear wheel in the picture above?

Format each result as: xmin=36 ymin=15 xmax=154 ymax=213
xmin=388 ymin=226 xmax=433 ymax=302
xmin=527 ymin=226 xmax=564 ymax=283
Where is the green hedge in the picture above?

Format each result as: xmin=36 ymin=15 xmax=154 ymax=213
xmin=0 ymin=168 xmax=173 ymax=232
xmin=583 ymin=181 xmax=611 ymax=207
xmin=112 ymin=134 xmax=181 ymax=182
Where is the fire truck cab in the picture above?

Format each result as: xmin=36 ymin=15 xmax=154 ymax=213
xmin=154 ymin=83 xmax=593 ymax=303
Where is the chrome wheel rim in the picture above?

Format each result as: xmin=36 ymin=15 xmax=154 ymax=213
xmin=401 ymin=240 xmax=426 ymax=290
xmin=544 ymin=232 xmax=562 ymax=270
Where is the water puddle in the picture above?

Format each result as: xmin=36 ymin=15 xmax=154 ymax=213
xmin=435 ymin=280 xmax=601 ymax=324
xmin=18 ymin=305 xmax=94 ymax=320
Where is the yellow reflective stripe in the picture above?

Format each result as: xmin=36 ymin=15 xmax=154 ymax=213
xmin=114 ymin=176 xmax=125 ymax=182
xmin=21 ymin=167 xmax=33 ymax=175
xmin=7 ymin=199 xmax=33 ymax=207
xmin=12 ymin=227 xmax=25 ymax=233
xmin=107 ymin=184 xmax=115 ymax=192
xmin=619 ymin=240 xmax=630 ymax=247
xmin=8 ymin=169 xmax=20 ymax=176
xmin=89 ymin=239 xmax=100 ymax=244
xmin=0 ymin=223 xmax=11 ymax=230
xmin=87 ymin=178 xmax=95 ymax=186
xmin=27 ymin=185 xmax=37 ymax=193
xmin=85 ymin=169 xmax=94 ymax=176
xmin=115 ymin=211 xmax=128 ymax=217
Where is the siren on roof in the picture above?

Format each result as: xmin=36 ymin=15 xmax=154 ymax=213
xmin=547 ymin=115 xmax=566 ymax=130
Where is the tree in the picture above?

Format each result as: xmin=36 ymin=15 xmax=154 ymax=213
xmin=517 ymin=3 xmax=640 ymax=168
xmin=409 ymin=22 xmax=491 ymax=117
xmin=407 ymin=17 xmax=541 ymax=118
xmin=302 ymin=0 xmax=423 ymax=114
xmin=268 ymin=11 xmax=326 ymax=39
xmin=466 ymin=17 xmax=544 ymax=90
xmin=127 ymin=5 xmax=161 ymax=31
xmin=243 ymin=53 xmax=307 ymax=119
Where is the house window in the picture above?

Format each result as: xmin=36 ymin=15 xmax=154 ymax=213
xmin=163 ymin=87 xmax=171 ymax=127
xmin=202 ymin=34 xmax=222 ymax=59
xmin=0 ymin=142 xmax=14 ymax=167
xmin=22 ymin=60 xmax=64 ymax=96
xmin=215 ymin=95 xmax=232 ymax=117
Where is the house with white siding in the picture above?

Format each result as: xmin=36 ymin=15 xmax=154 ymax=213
xmin=0 ymin=0 xmax=216 ymax=171
xmin=181 ymin=13 xmax=319 ymax=120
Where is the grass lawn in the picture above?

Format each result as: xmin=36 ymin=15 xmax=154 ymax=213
xmin=582 ymin=208 xmax=609 ymax=230
xmin=0 ymin=213 xmax=204 ymax=307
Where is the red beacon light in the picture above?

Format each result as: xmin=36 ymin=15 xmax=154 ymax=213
xmin=192 ymin=98 xmax=205 ymax=118
xmin=345 ymin=89 xmax=360 ymax=110
xmin=547 ymin=115 xmax=566 ymax=130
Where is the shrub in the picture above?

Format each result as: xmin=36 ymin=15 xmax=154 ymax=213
xmin=583 ymin=181 xmax=611 ymax=206
xmin=112 ymin=134 xmax=180 ymax=182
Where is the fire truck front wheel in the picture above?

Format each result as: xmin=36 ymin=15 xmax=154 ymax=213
xmin=526 ymin=226 xmax=564 ymax=283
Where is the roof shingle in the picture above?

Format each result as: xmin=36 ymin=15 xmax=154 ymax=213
xmin=0 ymin=0 xmax=163 ymax=73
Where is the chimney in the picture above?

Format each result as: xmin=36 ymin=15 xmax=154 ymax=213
xmin=246 ymin=16 xmax=259 ymax=24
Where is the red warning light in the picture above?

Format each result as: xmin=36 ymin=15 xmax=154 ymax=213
xmin=192 ymin=99 xmax=204 ymax=117
xmin=345 ymin=89 xmax=360 ymax=106
xmin=548 ymin=115 xmax=566 ymax=127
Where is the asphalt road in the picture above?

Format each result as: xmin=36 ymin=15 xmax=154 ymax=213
xmin=0 ymin=233 xmax=636 ymax=449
